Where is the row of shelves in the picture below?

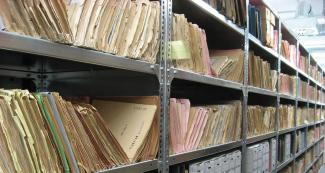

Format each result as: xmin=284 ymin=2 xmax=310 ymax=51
xmin=276 ymin=136 xmax=324 ymax=172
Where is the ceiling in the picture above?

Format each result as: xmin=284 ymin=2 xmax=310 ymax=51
xmin=265 ymin=0 xmax=325 ymax=67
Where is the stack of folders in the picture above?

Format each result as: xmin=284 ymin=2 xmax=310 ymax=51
xmin=248 ymin=52 xmax=277 ymax=91
xmin=279 ymin=105 xmax=295 ymax=130
xmin=203 ymin=0 xmax=246 ymax=26
xmin=171 ymin=14 xmax=212 ymax=75
xmin=281 ymin=40 xmax=297 ymax=65
xmin=0 ymin=89 xmax=160 ymax=172
xmin=188 ymin=150 xmax=241 ymax=173
xmin=321 ymin=124 xmax=325 ymax=136
xmin=246 ymin=141 xmax=271 ymax=173
xmin=247 ymin=105 xmax=275 ymax=137
xmin=308 ymin=108 xmax=315 ymax=123
xmin=171 ymin=14 xmax=244 ymax=82
xmin=278 ymin=134 xmax=292 ymax=163
xmin=316 ymin=108 xmax=321 ymax=122
xmin=0 ymin=0 xmax=161 ymax=62
xmin=295 ymin=157 xmax=305 ymax=173
xmin=297 ymin=107 xmax=308 ymax=126
xmin=270 ymin=138 xmax=277 ymax=171
xmin=171 ymin=14 xmax=245 ymax=83
xmin=314 ymin=142 xmax=321 ymax=156
xmin=209 ymin=49 xmax=244 ymax=83
xmin=298 ymin=54 xmax=309 ymax=74
xmin=310 ymin=65 xmax=322 ymax=82
xmin=169 ymin=99 xmax=242 ymax=154
xmin=315 ymin=127 xmax=320 ymax=140
xmin=279 ymin=73 xmax=297 ymax=97
xmin=305 ymin=149 xmax=313 ymax=167
xmin=279 ymin=165 xmax=293 ymax=173
xmin=248 ymin=3 xmax=278 ymax=50
xmin=307 ymin=85 xmax=317 ymax=101
xmin=307 ymin=128 xmax=315 ymax=146
xmin=315 ymin=158 xmax=323 ymax=172
xmin=298 ymin=79 xmax=308 ymax=99
xmin=317 ymin=90 xmax=321 ymax=102
xmin=295 ymin=130 xmax=306 ymax=153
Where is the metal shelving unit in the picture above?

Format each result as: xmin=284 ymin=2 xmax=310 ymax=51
xmin=0 ymin=0 xmax=324 ymax=173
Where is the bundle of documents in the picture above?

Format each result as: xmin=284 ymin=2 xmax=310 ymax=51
xmin=171 ymin=14 xmax=212 ymax=75
xmin=280 ymin=165 xmax=293 ymax=173
xmin=279 ymin=105 xmax=294 ymax=130
xmin=305 ymin=149 xmax=313 ymax=168
xmin=248 ymin=52 xmax=277 ymax=91
xmin=247 ymin=105 xmax=275 ymax=137
xmin=307 ymin=128 xmax=315 ymax=146
xmin=246 ymin=142 xmax=270 ymax=173
xmin=0 ymin=89 xmax=66 ymax=173
xmin=281 ymin=40 xmax=297 ymax=66
xmin=189 ymin=150 xmax=241 ymax=173
xmin=295 ymin=130 xmax=306 ymax=153
xmin=0 ymin=0 xmax=161 ymax=62
xmin=315 ymin=126 xmax=320 ymax=140
xmin=308 ymin=108 xmax=315 ymax=123
xmin=169 ymin=98 xmax=242 ymax=154
xmin=249 ymin=3 xmax=278 ymax=49
xmin=298 ymin=79 xmax=308 ymax=99
xmin=316 ymin=108 xmax=321 ymax=122
xmin=295 ymin=157 xmax=305 ymax=173
xmin=92 ymin=96 xmax=159 ymax=164
xmin=204 ymin=0 xmax=246 ymax=26
xmin=298 ymin=54 xmax=309 ymax=74
xmin=309 ymin=65 xmax=322 ymax=82
xmin=0 ymin=89 xmax=160 ymax=172
xmin=279 ymin=73 xmax=297 ymax=97
xmin=297 ymin=107 xmax=308 ymax=126
xmin=278 ymin=134 xmax=292 ymax=163
xmin=270 ymin=138 xmax=277 ymax=171
xmin=209 ymin=49 xmax=244 ymax=83
xmin=307 ymin=85 xmax=316 ymax=101
xmin=317 ymin=89 xmax=321 ymax=102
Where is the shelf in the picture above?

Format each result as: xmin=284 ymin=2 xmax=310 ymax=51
xmin=297 ymin=68 xmax=309 ymax=80
xmin=0 ymin=31 xmax=157 ymax=75
xmin=304 ymin=162 xmax=314 ymax=173
xmin=276 ymin=157 xmax=294 ymax=171
xmin=309 ymin=77 xmax=324 ymax=90
xmin=295 ymin=148 xmax=305 ymax=158
xmin=247 ymin=86 xmax=277 ymax=97
xmin=279 ymin=56 xmax=297 ymax=73
xmin=247 ymin=132 xmax=277 ymax=145
xmin=169 ymin=141 xmax=242 ymax=166
xmin=186 ymin=0 xmax=244 ymax=36
xmin=279 ymin=127 xmax=295 ymax=135
xmin=172 ymin=68 xmax=243 ymax=90
xmin=96 ymin=160 xmax=157 ymax=173
xmin=248 ymin=34 xmax=279 ymax=59
xmin=279 ymin=93 xmax=296 ymax=101
xmin=296 ymin=124 xmax=308 ymax=130
xmin=297 ymin=98 xmax=308 ymax=103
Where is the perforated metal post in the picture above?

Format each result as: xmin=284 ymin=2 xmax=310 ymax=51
xmin=275 ymin=20 xmax=282 ymax=173
xmin=241 ymin=0 xmax=250 ymax=171
xmin=158 ymin=0 xmax=172 ymax=173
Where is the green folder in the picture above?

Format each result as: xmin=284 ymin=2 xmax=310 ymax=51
xmin=35 ymin=94 xmax=70 ymax=173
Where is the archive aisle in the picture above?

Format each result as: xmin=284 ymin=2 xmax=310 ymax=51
xmin=0 ymin=0 xmax=324 ymax=173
